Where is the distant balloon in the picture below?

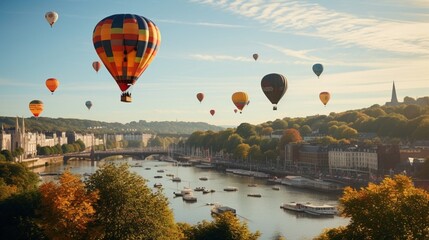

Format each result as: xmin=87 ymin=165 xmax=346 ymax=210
xmin=234 ymin=109 xmax=238 ymax=114
xmin=210 ymin=109 xmax=215 ymax=116
xmin=261 ymin=73 xmax=288 ymax=110
xmin=29 ymin=100 xmax=44 ymax=118
xmin=319 ymin=92 xmax=330 ymax=106
xmin=196 ymin=93 xmax=204 ymax=103
xmin=85 ymin=101 xmax=93 ymax=110
xmin=231 ymin=92 xmax=249 ymax=114
xmin=93 ymin=14 xmax=161 ymax=103
xmin=253 ymin=53 xmax=258 ymax=61
xmin=45 ymin=11 xmax=58 ymax=27
xmin=45 ymin=78 xmax=59 ymax=94
xmin=92 ymin=61 xmax=101 ymax=73
xmin=312 ymin=63 xmax=324 ymax=78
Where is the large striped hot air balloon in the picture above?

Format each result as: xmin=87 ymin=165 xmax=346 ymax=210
xmin=45 ymin=78 xmax=59 ymax=94
xmin=231 ymin=92 xmax=249 ymax=114
xmin=29 ymin=100 xmax=44 ymax=118
xmin=93 ymin=14 xmax=161 ymax=102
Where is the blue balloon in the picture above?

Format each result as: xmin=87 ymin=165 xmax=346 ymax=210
xmin=312 ymin=63 xmax=324 ymax=78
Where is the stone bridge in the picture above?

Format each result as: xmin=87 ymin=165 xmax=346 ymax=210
xmin=63 ymin=148 xmax=185 ymax=164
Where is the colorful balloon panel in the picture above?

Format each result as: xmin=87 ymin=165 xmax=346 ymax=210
xmin=196 ymin=93 xmax=204 ymax=103
xmin=92 ymin=61 xmax=101 ymax=72
xmin=232 ymin=92 xmax=249 ymax=113
xmin=29 ymin=100 xmax=44 ymax=117
xmin=312 ymin=63 xmax=324 ymax=78
xmin=93 ymin=14 xmax=161 ymax=94
xmin=319 ymin=92 xmax=330 ymax=106
xmin=45 ymin=78 xmax=59 ymax=94
xmin=45 ymin=11 xmax=58 ymax=27
xmin=261 ymin=73 xmax=287 ymax=110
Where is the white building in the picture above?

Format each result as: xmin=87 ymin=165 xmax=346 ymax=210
xmin=123 ymin=133 xmax=153 ymax=147
xmin=329 ymin=147 xmax=378 ymax=174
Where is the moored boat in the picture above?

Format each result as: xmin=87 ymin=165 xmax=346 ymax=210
xmin=183 ymin=194 xmax=197 ymax=203
xmin=280 ymin=202 xmax=337 ymax=216
xmin=199 ymin=176 xmax=208 ymax=181
xmin=211 ymin=204 xmax=236 ymax=216
xmin=224 ymin=186 xmax=238 ymax=192
xmin=247 ymin=193 xmax=262 ymax=198
xmin=172 ymin=177 xmax=181 ymax=182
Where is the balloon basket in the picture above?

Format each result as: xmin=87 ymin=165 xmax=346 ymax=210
xmin=121 ymin=95 xmax=132 ymax=103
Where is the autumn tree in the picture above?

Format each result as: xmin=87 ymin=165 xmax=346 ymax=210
xmin=234 ymin=143 xmax=250 ymax=160
xmin=0 ymin=162 xmax=39 ymax=200
xmin=272 ymin=119 xmax=288 ymax=130
xmin=315 ymin=175 xmax=429 ymax=240
xmin=181 ymin=211 xmax=260 ymax=240
xmin=38 ymin=171 xmax=99 ymax=240
xmin=236 ymin=123 xmax=257 ymax=139
xmin=85 ymin=163 xmax=182 ymax=240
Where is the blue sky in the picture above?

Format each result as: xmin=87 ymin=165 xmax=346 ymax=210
xmin=0 ymin=0 xmax=428 ymax=127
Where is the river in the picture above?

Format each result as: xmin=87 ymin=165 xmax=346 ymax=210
xmin=35 ymin=157 xmax=349 ymax=240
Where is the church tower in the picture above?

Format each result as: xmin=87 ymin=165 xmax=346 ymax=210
xmin=385 ymin=81 xmax=400 ymax=106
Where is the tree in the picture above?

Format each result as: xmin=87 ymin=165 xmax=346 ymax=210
xmin=403 ymin=104 xmax=421 ymax=119
xmin=299 ymin=125 xmax=312 ymax=136
xmin=234 ymin=143 xmax=250 ymax=160
xmin=248 ymin=145 xmax=263 ymax=162
xmin=226 ymin=134 xmax=244 ymax=153
xmin=316 ymin=175 xmax=429 ymax=240
xmin=181 ymin=212 xmax=260 ymax=240
xmin=261 ymin=127 xmax=273 ymax=136
xmin=1 ymin=149 xmax=14 ymax=161
xmin=280 ymin=129 xmax=302 ymax=145
xmin=85 ymin=163 xmax=181 ymax=239
xmin=0 ymin=162 xmax=39 ymax=199
xmin=148 ymin=136 xmax=164 ymax=147
xmin=75 ymin=139 xmax=86 ymax=151
xmin=236 ymin=123 xmax=257 ymax=139
xmin=0 ymin=154 xmax=5 ymax=161
xmin=38 ymin=171 xmax=99 ymax=240
xmin=272 ymin=119 xmax=288 ymax=130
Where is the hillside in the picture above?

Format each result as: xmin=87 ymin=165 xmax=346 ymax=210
xmin=0 ymin=117 xmax=224 ymax=135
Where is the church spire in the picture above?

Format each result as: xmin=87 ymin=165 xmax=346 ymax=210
xmin=391 ymin=81 xmax=398 ymax=104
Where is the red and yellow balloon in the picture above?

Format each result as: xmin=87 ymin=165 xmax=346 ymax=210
xmin=45 ymin=78 xmax=59 ymax=94
xmin=232 ymin=92 xmax=249 ymax=114
xmin=319 ymin=92 xmax=331 ymax=106
xmin=93 ymin=14 xmax=161 ymax=102
xmin=29 ymin=100 xmax=44 ymax=118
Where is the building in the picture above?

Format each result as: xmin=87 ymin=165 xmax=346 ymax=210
xmin=123 ymin=133 xmax=153 ymax=147
xmin=284 ymin=143 xmax=328 ymax=174
xmin=329 ymin=146 xmax=378 ymax=177
xmin=385 ymin=81 xmax=402 ymax=106
xmin=0 ymin=124 xmax=12 ymax=151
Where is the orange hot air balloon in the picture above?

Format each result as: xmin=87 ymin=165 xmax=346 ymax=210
xmin=93 ymin=14 xmax=161 ymax=103
xmin=210 ymin=109 xmax=215 ymax=116
xmin=45 ymin=78 xmax=59 ymax=94
xmin=196 ymin=93 xmax=204 ymax=103
xmin=29 ymin=100 xmax=44 ymax=118
xmin=92 ymin=61 xmax=101 ymax=73
xmin=319 ymin=92 xmax=331 ymax=106
xmin=232 ymin=92 xmax=249 ymax=114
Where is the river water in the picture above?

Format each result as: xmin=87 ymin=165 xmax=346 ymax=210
xmin=36 ymin=158 xmax=349 ymax=240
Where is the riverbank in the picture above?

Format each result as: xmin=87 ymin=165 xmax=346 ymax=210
xmin=20 ymin=156 xmax=63 ymax=169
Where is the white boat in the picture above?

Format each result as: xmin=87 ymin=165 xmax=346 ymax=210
xmin=194 ymin=187 xmax=206 ymax=191
xmin=280 ymin=202 xmax=337 ymax=216
xmin=183 ymin=194 xmax=197 ymax=203
xmin=247 ymin=193 xmax=262 ymax=198
xmin=272 ymin=186 xmax=280 ymax=190
xmin=153 ymin=183 xmax=162 ymax=188
xmin=281 ymin=176 xmax=343 ymax=193
xmin=173 ymin=187 xmax=193 ymax=197
xmin=211 ymin=204 xmax=236 ymax=216
xmin=172 ymin=177 xmax=181 ymax=182
xmin=199 ymin=176 xmax=208 ymax=181
xmin=224 ymin=186 xmax=238 ymax=192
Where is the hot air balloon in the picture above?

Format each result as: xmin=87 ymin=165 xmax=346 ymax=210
xmin=319 ymin=92 xmax=330 ymax=106
xmin=261 ymin=73 xmax=288 ymax=110
xmin=231 ymin=92 xmax=249 ymax=114
xmin=234 ymin=109 xmax=238 ymax=114
xmin=196 ymin=93 xmax=204 ymax=103
xmin=45 ymin=11 xmax=58 ymax=27
xmin=29 ymin=100 xmax=44 ymax=118
xmin=92 ymin=61 xmax=101 ymax=73
xmin=312 ymin=63 xmax=323 ymax=78
xmin=93 ymin=14 xmax=161 ymax=102
xmin=45 ymin=78 xmax=59 ymax=94
xmin=210 ymin=109 xmax=215 ymax=116
xmin=253 ymin=53 xmax=258 ymax=61
xmin=85 ymin=101 xmax=93 ymax=110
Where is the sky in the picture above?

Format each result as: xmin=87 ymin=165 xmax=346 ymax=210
xmin=0 ymin=0 xmax=428 ymax=127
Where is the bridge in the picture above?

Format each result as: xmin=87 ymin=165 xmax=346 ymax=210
xmin=63 ymin=148 xmax=185 ymax=164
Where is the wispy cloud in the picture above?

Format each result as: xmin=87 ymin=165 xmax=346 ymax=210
xmin=190 ymin=54 xmax=253 ymax=62
xmin=261 ymin=43 xmax=322 ymax=61
xmin=156 ymin=19 xmax=247 ymax=28
xmin=191 ymin=0 xmax=429 ymax=55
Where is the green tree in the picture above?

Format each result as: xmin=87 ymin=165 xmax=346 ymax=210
xmin=226 ymin=134 xmax=244 ymax=153
xmin=299 ymin=125 xmax=312 ymax=136
xmin=0 ymin=162 xmax=39 ymax=200
xmin=236 ymin=123 xmax=257 ymax=139
xmin=272 ymin=119 xmax=288 ymax=130
xmin=1 ymin=149 xmax=14 ymax=161
xmin=148 ymin=136 xmax=164 ymax=147
xmin=85 ymin=164 xmax=181 ymax=240
xmin=181 ymin=212 xmax=260 ymax=240
xmin=75 ymin=139 xmax=86 ymax=151
xmin=248 ymin=145 xmax=263 ymax=162
xmin=261 ymin=127 xmax=273 ymax=136
xmin=403 ymin=104 xmax=422 ymax=119
xmin=0 ymin=154 xmax=6 ymax=161
xmin=316 ymin=175 xmax=429 ymax=240
xmin=234 ymin=143 xmax=250 ymax=160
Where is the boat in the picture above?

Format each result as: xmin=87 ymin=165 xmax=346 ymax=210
xmin=194 ymin=187 xmax=206 ymax=192
xmin=272 ymin=186 xmax=280 ymax=190
xmin=131 ymin=163 xmax=143 ymax=167
xmin=202 ymin=189 xmax=210 ymax=194
xmin=224 ymin=186 xmax=238 ymax=192
xmin=247 ymin=193 xmax=262 ymax=198
xmin=145 ymin=167 xmax=151 ymax=170
xmin=183 ymin=194 xmax=197 ymax=203
xmin=211 ymin=204 xmax=236 ymax=216
xmin=153 ymin=183 xmax=162 ymax=188
xmin=248 ymin=183 xmax=257 ymax=187
xmin=154 ymin=175 xmax=163 ymax=178
xmin=281 ymin=176 xmax=344 ymax=193
xmin=199 ymin=176 xmax=208 ymax=181
xmin=157 ymin=169 xmax=165 ymax=173
xmin=280 ymin=202 xmax=337 ymax=216
xmin=172 ymin=177 xmax=181 ymax=182
xmin=166 ymin=173 xmax=174 ymax=177
xmin=173 ymin=187 xmax=193 ymax=197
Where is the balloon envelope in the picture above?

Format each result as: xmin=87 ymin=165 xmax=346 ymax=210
xmin=93 ymin=14 xmax=161 ymax=102
xmin=234 ymin=109 xmax=238 ymax=113
xmin=85 ymin=101 xmax=93 ymax=110
xmin=45 ymin=11 xmax=58 ymax=27
xmin=319 ymin=92 xmax=330 ymax=106
xmin=253 ymin=53 xmax=258 ymax=61
xmin=29 ymin=100 xmax=44 ymax=117
xmin=92 ymin=61 xmax=101 ymax=73
xmin=261 ymin=73 xmax=287 ymax=110
xmin=45 ymin=78 xmax=59 ymax=94
xmin=210 ymin=109 xmax=215 ymax=116
xmin=231 ymin=92 xmax=249 ymax=113
xmin=196 ymin=93 xmax=204 ymax=103
xmin=312 ymin=63 xmax=323 ymax=78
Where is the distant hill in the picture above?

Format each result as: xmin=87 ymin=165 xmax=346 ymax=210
xmin=0 ymin=117 xmax=224 ymax=135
